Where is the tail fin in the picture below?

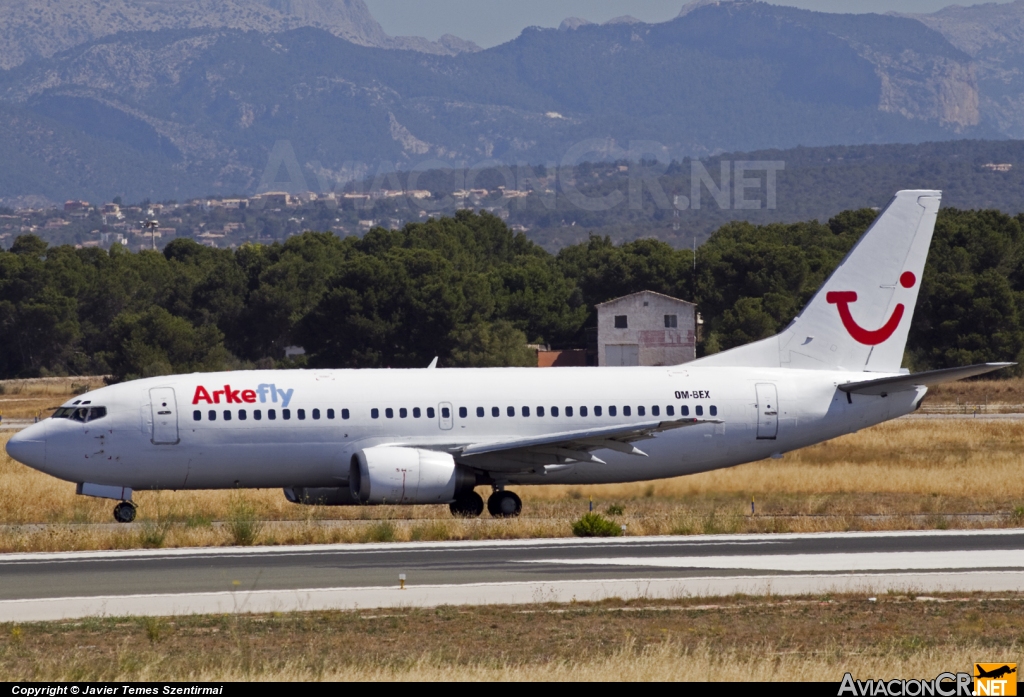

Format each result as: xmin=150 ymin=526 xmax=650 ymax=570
xmin=693 ymin=190 xmax=941 ymax=373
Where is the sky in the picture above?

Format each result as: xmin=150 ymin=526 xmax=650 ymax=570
xmin=362 ymin=0 xmax=1017 ymax=48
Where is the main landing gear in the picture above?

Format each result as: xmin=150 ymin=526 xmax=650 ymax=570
xmin=487 ymin=490 xmax=522 ymax=518
xmin=113 ymin=500 xmax=137 ymax=523
xmin=448 ymin=489 xmax=523 ymax=518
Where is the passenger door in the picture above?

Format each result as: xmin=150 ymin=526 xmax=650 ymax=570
xmin=755 ymin=383 xmax=778 ymax=440
xmin=150 ymin=387 xmax=180 ymax=444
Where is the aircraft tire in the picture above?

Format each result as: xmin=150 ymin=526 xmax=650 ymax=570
xmin=113 ymin=501 xmax=137 ymax=524
xmin=449 ymin=491 xmax=484 ymax=518
xmin=487 ymin=491 xmax=522 ymax=518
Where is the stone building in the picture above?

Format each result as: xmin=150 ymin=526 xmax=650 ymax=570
xmin=596 ymin=291 xmax=697 ymax=366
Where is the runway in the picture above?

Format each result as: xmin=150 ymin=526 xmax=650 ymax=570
xmin=0 ymin=529 xmax=1022 ymax=622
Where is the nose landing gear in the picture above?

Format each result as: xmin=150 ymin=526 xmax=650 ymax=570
xmin=487 ymin=490 xmax=522 ymax=518
xmin=113 ymin=500 xmax=137 ymax=523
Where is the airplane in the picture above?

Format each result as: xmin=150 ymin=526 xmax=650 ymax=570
xmin=5 ymin=190 xmax=1014 ymax=523
xmin=975 ymin=665 xmax=1016 ymax=680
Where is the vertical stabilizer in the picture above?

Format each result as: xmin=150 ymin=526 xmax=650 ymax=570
xmin=692 ymin=190 xmax=941 ymax=373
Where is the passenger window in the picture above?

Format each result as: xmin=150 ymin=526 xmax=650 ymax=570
xmin=477 ymin=407 xmax=485 ymax=417
xmin=427 ymin=407 xmax=435 ymax=418
xmin=371 ymin=408 xmax=379 ymax=419
xmin=298 ymin=409 xmax=306 ymax=420
xmin=695 ymin=406 xmax=703 ymax=416
xmin=193 ymin=410 xmax=201 ymax=421
xmin=537 ymin=406 xmax=545 ymax=417
xmin=283 ymin=409 xmax=291 ymax=420
xmin=224 ymin=410 xmax=232 ymax=421
xmin=580 ymin=406 xmax=587 ymax=417
xmin=522 ymin=406 xmax=530 ymax=417
xmin=458 ymin=407 xmax=467 ymax=418
xmin=681 ymin=405 xmax=689 ymax=416
xmin=710 ymin=406 xmax=718 ymax=416
xmin=492 ymin=407 xmax=500 ymax=417
xmin=594 ymin=406 xmax=602 ymax=417
xmin=342 ymin=409 xmax=350 ymax=420
xmin=623 ymin=406 xmax=631 ymax=416
xmin=507 ymin=406 xmax=514 ymax=417
xmin=254 ymin=410 xmax=262 ymax=421
xmin=666 ymin=405 xmax=674 ymax=416
xmin=313 ymin=409 xmax=321 ymax=420
xmin=413 ymin=407 xmax=421 ymax=418
xmin=609 ymin=406 xmax=617 ymax=416
xmin=638 ymin=406 xmax=645 ymax=417
xmin=268 ymin=409 xmax=277 ymax=420
xmin=326 ymin=408 xmax=334 ymax=419
xmin=239 ymin=410 xmax=247 ymax=421
xmin=385 ymin=408 xmax=393 ymax=419
xmin=209 ymin=410 xmax=216 ymax=421
xmin=401 ymin=408 xmax=408 ymax=418
xmin=441 ymin=407 xmax=450 ymax=419
xmin=565 ymin=406 xmax=573 ymax=417
xmin=551 ymin=406 xmax=559 ymax=417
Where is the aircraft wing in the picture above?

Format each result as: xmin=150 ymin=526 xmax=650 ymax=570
xmin=455 ymin=417 xmax=720 ymax=469
xmin=838 ymin=362 xmax=1015 ymax=396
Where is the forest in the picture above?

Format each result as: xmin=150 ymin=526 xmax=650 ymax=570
xmin=0 ymin=207 xmax=1021 ymax=382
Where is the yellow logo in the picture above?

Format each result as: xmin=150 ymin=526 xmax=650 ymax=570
xmin=974 ymin=663 xmax=1017 ymax=696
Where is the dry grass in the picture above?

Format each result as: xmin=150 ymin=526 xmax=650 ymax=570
xmin=1 ymin=593 xmax=1020 ymax=680
xmin=0 ymin=376 xmax=107 ymax=419
xmin=924 ymin=377 xmax=1024 ymax=406
xmin=1 ymin=416 xmax=1023 ymax=551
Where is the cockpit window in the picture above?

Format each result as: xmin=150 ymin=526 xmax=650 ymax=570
xmin=52 ymin=406 xmax=106 ymax=422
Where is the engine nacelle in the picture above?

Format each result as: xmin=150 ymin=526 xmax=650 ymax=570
xmin=349 ymin=447 xmax=473 ymax=504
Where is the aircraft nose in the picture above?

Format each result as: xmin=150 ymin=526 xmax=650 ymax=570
xmin=6 ymin=425 xmax=46 ymax=470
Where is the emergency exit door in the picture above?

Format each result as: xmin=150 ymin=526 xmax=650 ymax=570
xmin=755 ymin=383 xmax=778 ymax=440
xmin=150 ymin=387 xmax=180 ymax=444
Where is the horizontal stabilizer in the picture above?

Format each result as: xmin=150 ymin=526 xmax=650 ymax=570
xmin=838 ymin=363 xmax=1015 ymax=396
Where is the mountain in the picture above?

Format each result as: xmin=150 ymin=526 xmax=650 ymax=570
xmin=904 ymin=0 xmax=1024 ymax=138
xmin=0 ymin=0 xmax=1007 ymax=204
xmin=0 ymin=0 xmax=479 ymax=71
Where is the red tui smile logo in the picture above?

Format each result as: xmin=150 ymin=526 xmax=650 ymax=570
xmin=826 ymin=271 xmax=916 ymax=345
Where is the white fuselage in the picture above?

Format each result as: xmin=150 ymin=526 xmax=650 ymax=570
xmin=12 ymin=366 xmax=923 ymax=492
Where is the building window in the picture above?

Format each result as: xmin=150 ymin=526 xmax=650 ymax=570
xmin=193 ymin=410 xmax=201 ymax=421
xmin=537 ymin=406 xmax=545 ymax=417
xmin=342 ymin=409 xmax=350 ymax=420
xmin=665 ymin=314 xmax=678 ymax=328
xmin=239 ymin=410 xmax=247 ymax=421
xmin=400 ymin=408 xmax=408 ymax=418
xmin=268 ymin=409 xmax=277 ymax=420
xmin=413 ymin=407 xmax=421 ymax=418
xmin=477 ymin=407 xmax=485 ymax=417
xmin=614 ymin=315 xmax=628 ymax=329
xmin=459 ymin=407 xmax=467 ymax=418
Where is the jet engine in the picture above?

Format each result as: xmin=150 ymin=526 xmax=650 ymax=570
xmin=349 ymin=447 xmax=475 ymax=504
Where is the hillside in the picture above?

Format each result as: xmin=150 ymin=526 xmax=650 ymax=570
xmin=0 ymin=1 xmax=1002 ymax=205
